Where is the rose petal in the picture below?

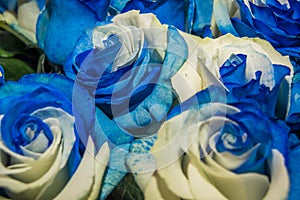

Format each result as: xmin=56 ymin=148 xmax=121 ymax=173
xmin=53 ymin=138 xmax=110 ymax=199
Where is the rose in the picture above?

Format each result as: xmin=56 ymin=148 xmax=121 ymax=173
xmin=67 ymin=11 xmax=206 ymax=199
xmin=176 ymin=34 xmax=293 ymax=118
xmin=0 ymin=74 xmax=109 ymax=199
xmin=193 ymin=34 xmax=300 ymax=134
xmin=68 ymin=11 xmax=191 ymax=136
xmin=143 ymin=86 xmax=290 ymax=199
xmin=36 ymin=0 xmax=110 ymax=65
xmin=215 ymin=0 xmax=300 ymax=61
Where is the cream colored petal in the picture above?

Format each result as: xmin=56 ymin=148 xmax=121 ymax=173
xmin=17 ymin=1 xmax=40 ymax=33
xmin=31 ymin=107 xmax=76 ymax=167
xmin=200 ymin=155 xmax=270 ymax=200
xmin=88 ymin=142 xmax=110 ymax=200
xmin=144 ymin=174 xmax=180 ymax=200
xmin=210 ymin=132 xmax=261 ymax=171
xmin=187 ymin=154 xmax=228 ymax=199
xmin=20 ymin=132 xmax=49 ymax=159
xmin=112 ymin=10 xmax=163 ymax=28
xmin=93 ymin=24 xmax=143 ymax=71
xmin=0 ymin=125 xmax=61 ymax=182
xmin=0 ymin=107 xmax=76 ymax=199
xmin=157 ymin=157 xmax=194 ymax=199
xmin=0 ymin=145 xmax=67 ymax=199
xmin=1 ymin=11 xmax=18 ymax=25
xmin=263 ymin=149 xmax=289 ymax=200
xmin=54 ymin=138 xmax=110 ymax=200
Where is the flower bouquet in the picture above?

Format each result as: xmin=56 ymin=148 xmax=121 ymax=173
xmin=0 ymin=0 xmax=299 ymax=199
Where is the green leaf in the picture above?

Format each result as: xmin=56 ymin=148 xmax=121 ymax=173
xmin=0 ymin=30 xmax=26 ymax=57
xmin=0 ymin=57 xmax=35 ymax=81
xmin=106 ymin=173 xmax=144 ymax=200
xmin=0 ymin=20 xmax=33 ymax=46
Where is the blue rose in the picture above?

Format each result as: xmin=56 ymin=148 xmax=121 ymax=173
xmin=142 ymin=86 xmax=290 ymax=199
xmin=0 ymin=74 xmax=109 ymax=199
xmin=36 ymin=0 xmax=110 ymax=65
xmin=215 ymin=0 xmax=300 ymax=60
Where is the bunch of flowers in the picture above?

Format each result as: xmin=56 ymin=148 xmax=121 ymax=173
xmin=0 ymin=0 xmax=299 ymax=199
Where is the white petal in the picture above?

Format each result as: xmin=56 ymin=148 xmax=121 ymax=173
xmin=187 ymin=154 xmax=228 ymax=199
xmin=144 ymin=174 xmax=180 ymax=200
xmin=0 ymin=107 xmax=76 ymax=199
xmin=54 ymin=138 xmax=110 ymax=200
xmin=200 ymin=155 xmax=270 ymax=200
xmin=263 ymin=149 xmax=289 ymax=200
xmin=20 ymin=132 xmax=49 ymax=159
xmin=17 ymin=1 xmax=40 ymax=33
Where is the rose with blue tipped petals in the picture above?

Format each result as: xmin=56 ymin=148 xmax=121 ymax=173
xmin=0 ymin=74 xmax=86 ymax=199
xmin=190 ymin=34 xmax=293 ymax=119
xmin=68 ymin=11 xmax=188 ymax=136
xmin=216 ymin=0 xmax=300 ymax=61
xmin=0 ymin=74 xmax=111 ymax=200
xmin=69 ymin=11 xmax=191 ymax=199
xmin=143 ymin=86 xmax=290 ymax=199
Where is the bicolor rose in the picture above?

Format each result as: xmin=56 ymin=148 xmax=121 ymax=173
xmin=0 ymin=74 xmax=109 ymax=199
xmin=176 ymin=34 xmax=293 ymax=118
xmin=215 ymin=0 xmax=300 ymax=60
xmin=144 ymin=86 xmax=290 ymax=200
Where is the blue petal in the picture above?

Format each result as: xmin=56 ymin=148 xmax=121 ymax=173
xmin=0 ymin=0 xmax=17 ymax=12
xmin=110 ymin=0 xmax=130 ymax=12
xmin=99 ymin=144 xmax=130 ymax=200
xmin=191 ymin=0 xmax=213 ymax=37
xmin=231 ymin=18 xmax=260 ymax=38
xmin=168 ymin=85 xmax=227 ymax=119
xmin=213 ymin=0 xmax=239 ymax=36
xmin=249 ymin=2 xmax=278 ymax=28
xmin=287 ymin=73 xmax=300 ymax=132
xmin=20 ymin=74 xmax=75 ymax=100
xmin=36 ymin=0 xmax=46 ymax=10
xmin=78 ymin=0 xmax=110 ymax=20
xmin=36 ymin=0 xmax=99 ymax=65
xmin=219 ymin=54 xmax=247 ymax=89
xmin=122 ymin=0 xmax=186 ymax=31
